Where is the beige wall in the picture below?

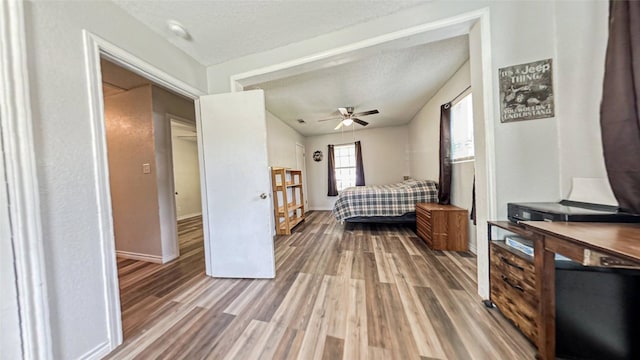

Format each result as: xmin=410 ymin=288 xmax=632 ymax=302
xmin=104 ymin=85 xmax=196 ymax=262
xmin=104 ymin=85 xmax=163 ymax=258
xmin=305 ymin=125 xmax=410 ymax=210
xmin=408 ymin=61 xmax=476 ymax=252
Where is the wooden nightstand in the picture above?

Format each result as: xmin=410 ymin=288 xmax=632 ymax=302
xmin=416 ymin=203 xmax=469 ymax=251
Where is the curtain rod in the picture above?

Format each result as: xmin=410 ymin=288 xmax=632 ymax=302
xmin=450 ymin=85 xmax=471 ymax=104
xmin=331 ymin=141 xmax=359 ymax=147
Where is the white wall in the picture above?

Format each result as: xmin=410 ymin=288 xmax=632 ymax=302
xmin=305 ymin=126 xmax=410 ymax=210
xmin=0 ymin=154 xmax=21 ymax=359
xmin=24 ymin=0 xmax=206 ymax=358
xmin=409 ymin=61 xmax=471 ymax=181
xmin=451 ymin=161 xmax=477 ymax=252
xmin=408 ymin=60 xmax=477 ymax=252
xmin=265 ymin=110 xmax=305 ymax=169
xmin=554 ymin=1 xmax=610 ymax=197
xmin=171 ymin=124 xmax=202 ymax=220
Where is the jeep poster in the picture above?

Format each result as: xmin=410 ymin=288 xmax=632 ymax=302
xmin=499 ymin=59 xmax=554 ymax=122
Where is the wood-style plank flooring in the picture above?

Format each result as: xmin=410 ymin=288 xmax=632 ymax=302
xmin=107 ymin=211 xmax=535 ymax=359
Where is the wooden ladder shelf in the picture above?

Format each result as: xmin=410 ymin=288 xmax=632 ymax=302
xmin=271 ymin=167 xmax=305 ymax=235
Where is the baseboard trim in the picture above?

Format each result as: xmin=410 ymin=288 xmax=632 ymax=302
xmin=162 ymin=253 xmax=179 ymax=264
xmin=469 ymin=242 xmax=477 ymax=255
xmin=115 ymin=250 xmax=163 ymax=264
xmin=177 ymin=212 xmax=202 ymax=221
xmin=308 ymin=207 xmax=332 ymax=211
xmin=78 ymin=341 xmax=111 ymax=360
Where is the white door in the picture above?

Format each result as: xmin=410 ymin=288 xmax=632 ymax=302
xmin=295 ymin=143 xmax=308 ymax=210
xmin=199 ymin=89 xmax=275 ymax=278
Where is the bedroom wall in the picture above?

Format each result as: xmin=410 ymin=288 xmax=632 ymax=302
xmin=305 ymin=125 xmax=410 ymax=210
xmin=266 ymin=110 xmax=305 ymax=169
xmin=409 ymin=61 xmax=471 ymax=181
xmin=24 ymin=0 xmax=207 ymax=357
xmin=408 ymin=60 xmax=477 ymax=252
xmin=104 ymin=85 xmax=164 ymax=260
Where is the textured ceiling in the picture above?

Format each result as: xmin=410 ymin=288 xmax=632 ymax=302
xmin=113 ymin=0 xmax=430 ymax=66
xmin=101 ymin=58 xmax=151 ymax=96
xmin=250 ymin=35 xmax=469 ymax=136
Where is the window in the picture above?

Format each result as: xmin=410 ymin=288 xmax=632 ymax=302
xmin=334 ymin=144 xmax=356 ymax=191
xmin=451 ymin=93 xmax=475 ymax=161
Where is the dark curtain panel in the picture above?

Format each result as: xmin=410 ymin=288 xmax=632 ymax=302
xmin=438 ymin=102 xmax=452 ymax=205
xmin=600 ymin=0 xmax=640 ymax=214
xmin=355 ymin=141 xmax=365 ymax=186
xmin=470 ymin=176 xmax=477 ymax=225
xmin=327 ymin=144 xmax=338 ymax=196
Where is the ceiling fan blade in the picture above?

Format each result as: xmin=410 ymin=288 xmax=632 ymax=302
xmin=352 ymin=109 xmax=379 ymax=117
xmin=317 ymin=117 xmax=341 ymax=122
xmin=334 ymin=122 xmax=344 ymax=130
xmin=338 ymin=107 xmax=350 ymax=116
xmin=352 ymin=118 xmax=368 ymax=126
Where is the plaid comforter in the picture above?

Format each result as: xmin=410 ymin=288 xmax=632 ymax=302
xmin=332 ymin=179 xmax=438 ymax=221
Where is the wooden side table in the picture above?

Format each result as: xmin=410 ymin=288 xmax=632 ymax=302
xmin=416 ymin=203 xmax=469 ymax=251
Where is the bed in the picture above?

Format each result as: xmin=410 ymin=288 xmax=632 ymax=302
xmin=332 ymin=179 xmax=438 ymax=223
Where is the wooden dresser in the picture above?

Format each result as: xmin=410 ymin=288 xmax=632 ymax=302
xmin=416 ymin=203 xmax=469 ymax=251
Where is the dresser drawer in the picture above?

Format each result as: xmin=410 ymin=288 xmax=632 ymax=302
xmin=490 ymin=241 xmax=538 ymax=343
xmin=490 ymin=243 xmax=536 ymax=293
xmin=490 ymin=272 xmax=538 ymax=342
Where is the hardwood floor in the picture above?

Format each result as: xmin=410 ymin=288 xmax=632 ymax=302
xmin=115 ymin=216 xmax=206 ymax=339
xmin=107 ymin=211 xmax=535 ymax=359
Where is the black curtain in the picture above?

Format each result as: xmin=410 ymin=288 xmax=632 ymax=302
xmin=600 ymin=0 xmax=640 ymax=214
xmin=327 ymin=144 xmax=338 ymax=196
xmin=355 ymin=141 xmax=365 ymax=186
xmin=470 ymin=176 xmax=477 ymax=225
xmin=438 ymin=103 xmax=452 ymax=205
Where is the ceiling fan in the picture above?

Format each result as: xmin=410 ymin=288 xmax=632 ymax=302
xmin=317 ymin=107 xmax=379 ymax=130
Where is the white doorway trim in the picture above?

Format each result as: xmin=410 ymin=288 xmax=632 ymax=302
xmin=0 ymin=0 xmax=52 ymax=358
xmin=228 ymin=8 xmax=496 ymax=298
xmin=82 ymin=30 xmax=207 ymax=353
xmin=295 ymin=143 xmax=309 ymax=211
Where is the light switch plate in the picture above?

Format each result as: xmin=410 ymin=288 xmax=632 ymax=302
xmin=142 ymin=163 xmax=151 ymax=174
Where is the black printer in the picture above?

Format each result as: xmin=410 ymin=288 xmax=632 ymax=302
xmin=508 ymin=199 xmax=640 ymax=223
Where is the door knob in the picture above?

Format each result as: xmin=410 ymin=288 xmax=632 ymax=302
xmin=260 ymin=193 xmax=268 ymax=199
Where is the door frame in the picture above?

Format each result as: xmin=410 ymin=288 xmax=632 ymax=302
xmin=82 ymin=30 xmax=208 ymax=351
xmin=168 ymin=114 xmax=203 ymax=224
xmin=295 ymin=143 xmax=309 ymax=211
xmin=228 ymin=8 xmax=496 ymax=298
xmin=0 ymin=0 xmax=52 ymax=357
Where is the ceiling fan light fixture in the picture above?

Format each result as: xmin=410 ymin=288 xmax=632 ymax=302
xmin=343 ymin=118 xmax=354 ymax=126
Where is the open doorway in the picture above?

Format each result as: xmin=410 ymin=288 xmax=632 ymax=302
xmin=100 ymin=58 xmax=206 ymax=340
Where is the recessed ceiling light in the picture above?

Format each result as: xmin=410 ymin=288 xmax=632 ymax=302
xmin=167 ymin=20 xmax=191 ymax=41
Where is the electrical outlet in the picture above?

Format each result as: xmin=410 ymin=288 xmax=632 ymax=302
xmin=142 ymin=163 xmax=151 ymax=174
